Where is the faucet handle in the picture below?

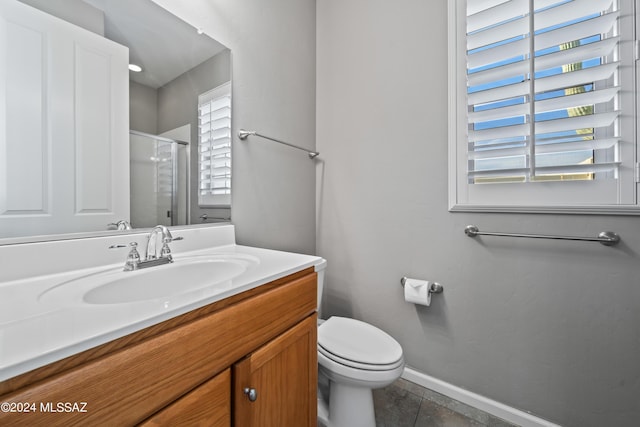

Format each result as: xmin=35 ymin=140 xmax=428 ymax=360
xmin=160 ymin=237 xmax=174 ymax=261
xmin=124 ymin=242 xmax=141 ymax=271
xmin=160 ymin=235 xmax=184 ymax=261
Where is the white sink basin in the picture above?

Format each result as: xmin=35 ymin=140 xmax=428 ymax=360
xmin=38 ymin=253 xmax=259 ymax=305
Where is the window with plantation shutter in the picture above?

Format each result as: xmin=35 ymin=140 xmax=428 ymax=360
xmin=198 ymin=81 xmax=231 ymax=206
xmin=449 ymin=0 xmax=639 ymax=213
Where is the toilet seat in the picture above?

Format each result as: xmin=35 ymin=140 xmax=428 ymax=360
xmin=318 ymin=348 xmax=405 ymax=387
xmin=318 ymin=345 xmax=404 ymax=371
xmin=318 ymin=317 xmax=403 ymax=371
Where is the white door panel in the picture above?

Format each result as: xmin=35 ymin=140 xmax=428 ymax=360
xmin=0 ymin=0 xmax=129 ymax=238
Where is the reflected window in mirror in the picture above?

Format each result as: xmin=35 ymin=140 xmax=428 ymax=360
xmin=198 ymin=82 xmax=232 ymax=207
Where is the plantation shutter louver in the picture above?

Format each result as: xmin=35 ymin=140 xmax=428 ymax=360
xmin=466 ymin=0 xmax=622 ymax=184
xmin=198 ymin=82 xmax=231 ymax=206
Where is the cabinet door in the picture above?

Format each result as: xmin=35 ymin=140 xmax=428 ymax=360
xmin=234 ymin=315 xmax=317 ymax=427
xmin=140 ymin=369 xmax=231 ymax=427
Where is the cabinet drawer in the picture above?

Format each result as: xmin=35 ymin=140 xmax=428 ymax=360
xmin=139 ymin=369 xmax=231 ymax=427
xmin=0 ymin=271 xmax=316 ymax=426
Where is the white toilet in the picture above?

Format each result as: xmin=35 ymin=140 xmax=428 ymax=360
xmin=315 ymin=261 xmax=405 ymax=427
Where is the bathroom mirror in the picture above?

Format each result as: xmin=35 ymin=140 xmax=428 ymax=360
xmin=0 ymin=0 xmax=232 ymax=245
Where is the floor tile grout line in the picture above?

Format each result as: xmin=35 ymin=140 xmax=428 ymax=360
xmin=412 ymin=397 xmax=424 ymax=427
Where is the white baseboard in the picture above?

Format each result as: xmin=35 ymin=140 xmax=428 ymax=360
xmin=401 ymin=367 xmax=561 ymax=427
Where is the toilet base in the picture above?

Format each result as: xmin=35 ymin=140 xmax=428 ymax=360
xmin=318 ymin=379 xmax=376 ymax=427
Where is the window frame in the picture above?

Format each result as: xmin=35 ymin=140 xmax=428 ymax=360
xmin=198 ymin=81 xmax=232 ymax=208
xmin=448 ymin=0 xmax=640 ymax=215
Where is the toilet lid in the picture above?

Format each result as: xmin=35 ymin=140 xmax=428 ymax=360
xmin=318 ymin=317 xmax=403 ymax=366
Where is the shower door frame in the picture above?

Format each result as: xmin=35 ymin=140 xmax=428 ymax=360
xmin=130 ymin=130 xmax=191 ymax=226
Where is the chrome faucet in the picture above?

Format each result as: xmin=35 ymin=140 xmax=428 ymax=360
xmin=146 ymin=225 xmax=174 ymax=261
xmin=108 ymin=220 xmax=132 ymax=230
xmin=109 ymin=225 xmax=183 ymax=271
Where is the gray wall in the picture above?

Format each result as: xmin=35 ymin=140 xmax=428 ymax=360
xmin=130 ymin=81 xmax=158 ymax=135
xmin=157 ymin=49 xmax=232 ymax=225
xmin=317 ymin=1 xmax=640 ymax=427
xmin=153 ymin=0 xmax=316 ymax=255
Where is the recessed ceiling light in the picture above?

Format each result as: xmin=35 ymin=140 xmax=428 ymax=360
xmin=129 ymin=64 xmax=142 ymax=72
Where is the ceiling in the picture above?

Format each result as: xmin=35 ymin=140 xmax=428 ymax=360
xmin=83 ymin=0 xmax=227 ymax=89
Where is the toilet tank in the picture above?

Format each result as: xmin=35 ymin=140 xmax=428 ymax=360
xmin=315 ymin=259 xmax=327 ymax=315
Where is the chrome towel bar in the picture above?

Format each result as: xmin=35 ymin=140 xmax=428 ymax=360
xmin=464 ymin=225 xmax=620 ymax=247
xmin=238 ymin=129 xmax=319 ymax=159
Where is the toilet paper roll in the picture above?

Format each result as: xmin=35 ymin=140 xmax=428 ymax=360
xmin=403 ymin=278 xmax=431 ymax=306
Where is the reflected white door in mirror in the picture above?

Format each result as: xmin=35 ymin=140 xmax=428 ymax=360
xmin=0 ymin=1 xmax=129 ymax=239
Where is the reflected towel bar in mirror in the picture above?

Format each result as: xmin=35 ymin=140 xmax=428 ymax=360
xmin=238 ymin=129 xmax=319 ymax=159
xmin=464 ymin=225 xmax=620 ymax=247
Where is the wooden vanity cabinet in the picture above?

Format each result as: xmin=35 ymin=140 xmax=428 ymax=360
xmin=143 ymin=316 xmax=318 ymax=427
xmin=0 ymin=268 xmax=317 ymax=426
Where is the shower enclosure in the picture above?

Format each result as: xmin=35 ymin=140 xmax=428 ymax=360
xmin=129 ymin=130 xmax=190 ymax=228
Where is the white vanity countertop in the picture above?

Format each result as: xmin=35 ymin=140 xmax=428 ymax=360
xmin=0 ymin=225 xmax=323 ymax=382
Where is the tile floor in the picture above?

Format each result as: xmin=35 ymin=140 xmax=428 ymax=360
xmin=372 ymin=378 xmax=519 ymax=427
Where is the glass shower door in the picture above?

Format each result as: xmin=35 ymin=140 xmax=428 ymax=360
xmin=129 ymin=133 xmax=175 ymax=228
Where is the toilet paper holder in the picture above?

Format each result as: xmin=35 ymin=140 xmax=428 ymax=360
xmin=400 ymin=277 xmax=444 ymax=294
